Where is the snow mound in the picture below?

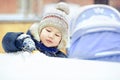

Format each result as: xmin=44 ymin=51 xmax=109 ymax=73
xmin=0 ymin=51 xmax=120 ymax=80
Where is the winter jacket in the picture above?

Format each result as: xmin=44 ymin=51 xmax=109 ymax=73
xmin=2 ymin=32 xmax=67 ymax=58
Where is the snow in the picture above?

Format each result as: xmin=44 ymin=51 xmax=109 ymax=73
xmin=0 ymin=51 xmax=120 ymax=80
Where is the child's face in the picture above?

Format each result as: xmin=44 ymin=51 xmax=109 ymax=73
xmin=40 ymin=27 xmax=62 ymax=47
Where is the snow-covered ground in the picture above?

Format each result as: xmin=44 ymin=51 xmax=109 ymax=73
xmin=0 ymin=51 xmax=120 ymax=80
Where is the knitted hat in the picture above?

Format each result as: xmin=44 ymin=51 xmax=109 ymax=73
xmin=29 ymin=2 xmax=70 ymax=50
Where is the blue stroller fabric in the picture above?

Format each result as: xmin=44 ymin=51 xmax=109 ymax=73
xmin=68 ymin=4 xmax=120 ymax=62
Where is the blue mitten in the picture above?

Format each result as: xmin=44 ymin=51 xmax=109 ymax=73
xmin=16 ymin=34 xmax=36 ymax=52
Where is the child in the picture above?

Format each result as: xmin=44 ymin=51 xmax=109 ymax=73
xmin=2 ymin=2 xmax=69 ymax=58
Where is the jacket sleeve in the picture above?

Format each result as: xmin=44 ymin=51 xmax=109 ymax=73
xmin=2 ymin=32 xmax=23 ymax=53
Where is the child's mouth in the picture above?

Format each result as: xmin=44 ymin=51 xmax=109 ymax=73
xmin=46 ymin=39 xmax=53 ymax=44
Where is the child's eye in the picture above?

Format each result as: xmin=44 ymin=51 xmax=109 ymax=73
xmin=46 ymin=29 xmax=51 ymax=32
xmin=55 ymin=34 xmax=61 ymax=37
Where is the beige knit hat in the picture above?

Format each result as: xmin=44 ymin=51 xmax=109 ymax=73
xmin=29 ymin=2 xmax=70 ymax=50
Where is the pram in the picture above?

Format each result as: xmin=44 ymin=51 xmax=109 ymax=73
xmin=68 ymin=4 xmax=120 ymax=62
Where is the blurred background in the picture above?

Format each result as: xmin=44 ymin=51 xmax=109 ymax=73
xmin=0 ymin=0 xmax=120 ymax=53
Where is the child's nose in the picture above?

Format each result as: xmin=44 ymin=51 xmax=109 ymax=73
xmin=49 ymin=33 xmax=54 ymax=38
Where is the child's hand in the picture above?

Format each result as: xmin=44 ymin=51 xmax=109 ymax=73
xmin=16 ymin=34 xmax=36 ymax=52
xmin=22 ymin=37 xmax=36 ymax=52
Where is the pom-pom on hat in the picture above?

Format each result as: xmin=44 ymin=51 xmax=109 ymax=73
xmin=29 ymin=2 xmax=70 ymax=50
